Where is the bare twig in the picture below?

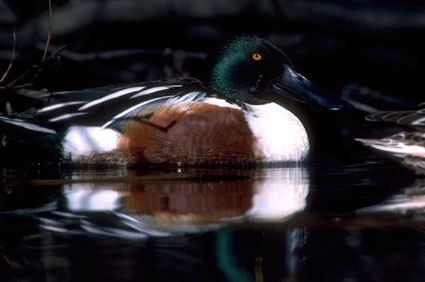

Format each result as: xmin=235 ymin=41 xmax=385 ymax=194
xmin=42 ymin=0 xmax=53 ymax=61
xmin=0 ymin=1 xmax=64 ymax=92
xmin=50 ymin=44 xmax=68 ymax=57
xmin=0 ymin=29 xmax=16 ymax=84
xmin=1 ymin=45 xmax=67 ymax=90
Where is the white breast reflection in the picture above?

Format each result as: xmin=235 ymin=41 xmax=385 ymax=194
xmin=246 ymin=167 xmax=309 ymax=220
xmin=61 ymin=166 xmax=310 ymax=233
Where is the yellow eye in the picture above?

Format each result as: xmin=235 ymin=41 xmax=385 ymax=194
xmin=252 ymin=53 xmax=262 ymax=61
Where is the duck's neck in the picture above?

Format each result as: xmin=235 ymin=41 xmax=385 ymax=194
xmin=208 ymin=67 xmax=244 ymax=101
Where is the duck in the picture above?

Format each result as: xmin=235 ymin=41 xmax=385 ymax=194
xmin=356 ymin=107 xmax=425 ymax=174
xmin=0 ymin=36 xmax=349 ymax=166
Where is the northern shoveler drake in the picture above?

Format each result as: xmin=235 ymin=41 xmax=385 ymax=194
xmin=357 ymin=107 xmax=425 ymax=174
xmin=0 ymin=36 xmax=349 ymax=166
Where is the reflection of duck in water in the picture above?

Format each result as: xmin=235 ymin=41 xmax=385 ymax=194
xmin=57 ymin=167 xmax=309 ymax=234
xmin=357 ymin=107 xmax=425 ymax=174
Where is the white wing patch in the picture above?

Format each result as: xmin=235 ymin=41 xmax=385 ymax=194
xmin=49 ymin=112 xmax=88 ymax=122
xmin=246 ymin=103 xmax=309 ymax=162
xmin=38 ymin=101 xmax=86 ymax=113
xmin=101 ymin=95 xmax=174 ymax=128
xmin=62 ymin=126 xmax=120 ymax=160
xmin=79 ymin=86 xmax=146 ymax=110
xmin=100 ymin=91 xmax=209 ymax=129
xmin=166 ymin=91 xmax=206 ymax=103
xmin=130 ymin=85 xmax=182 ymax=99
xmin=202 ymin=97 xmax=242 ymax=110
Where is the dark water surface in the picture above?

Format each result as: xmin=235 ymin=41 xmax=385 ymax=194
xmin=1 ymin=153 xmax=424 ymax=282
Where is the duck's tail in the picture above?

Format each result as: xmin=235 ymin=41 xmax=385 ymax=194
xmin=0 ymin=115 xmax=56 ymax=135
xmin=0 ymin=115 xmax=63 ymax=165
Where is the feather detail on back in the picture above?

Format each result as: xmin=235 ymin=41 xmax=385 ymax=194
xmin=35 ymin=79 xmax=235 ymax=130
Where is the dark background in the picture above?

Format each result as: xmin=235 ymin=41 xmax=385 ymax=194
xmin=1 ymin=0 xmax=425 ymax=159
xmin=2 ymin=0 xmax=425 ymax=103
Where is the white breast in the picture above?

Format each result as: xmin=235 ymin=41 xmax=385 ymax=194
xmin=245 ymin=103 xmax=309 ymax=162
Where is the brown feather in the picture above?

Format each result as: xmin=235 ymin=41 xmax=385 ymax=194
xmin=117 ymin=102 xmax=262 ymax=165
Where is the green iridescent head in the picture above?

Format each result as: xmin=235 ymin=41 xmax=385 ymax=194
xmin=208 ymin=36 xmax=292 ymax=104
